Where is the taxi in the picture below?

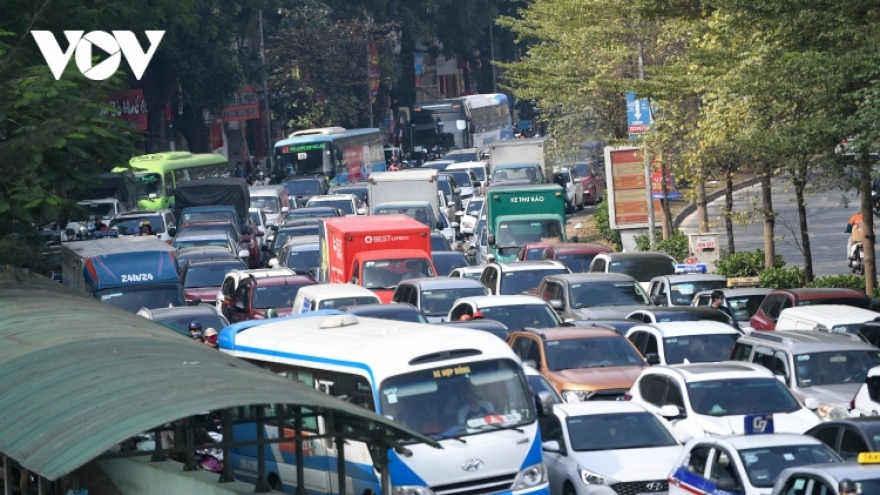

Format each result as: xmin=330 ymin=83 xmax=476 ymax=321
xmin=769 ymin=452 xmax=880 ymax=494
xmin=669 ymin=418 xmax=842 ymax=495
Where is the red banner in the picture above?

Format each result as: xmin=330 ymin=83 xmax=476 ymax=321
xmin=222 ymin=85 xmax=260 ymax=122
xmin=211 ymin=123 xmax=224 ymax=150
xmin=104 ymin=89 xmax=148 ymax=131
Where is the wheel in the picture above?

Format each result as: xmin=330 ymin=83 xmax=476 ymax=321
xmin=565 ymin=200 xmax=573 ymax=214
xmin=577 ymin=192 xmax=585 ymax=211
xmin=563 ymin=481 xmax=577 ymax=495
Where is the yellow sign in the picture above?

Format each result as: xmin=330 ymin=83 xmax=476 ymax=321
xmin=432 ymin=366 xmax=471 ymax=379
xmin=857 ymin=452 xmax=880 ymax=464
xmin=728 ymin=277 xmax=760 ymax=288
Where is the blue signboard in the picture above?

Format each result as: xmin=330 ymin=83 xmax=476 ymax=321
xmin=675 ymin=263 xmax=708 ymax=274
xmin=626 ymin=92 xmax=652 ymax=135
xmin=744 ymin=414 xmax=774 ymax=435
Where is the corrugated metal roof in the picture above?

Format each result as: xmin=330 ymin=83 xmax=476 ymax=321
xmin=0 ymin=269 xmax=433 ymax=481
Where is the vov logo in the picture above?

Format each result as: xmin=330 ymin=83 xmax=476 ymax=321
xmin=31 ymin=31 xmax=164 ymax=81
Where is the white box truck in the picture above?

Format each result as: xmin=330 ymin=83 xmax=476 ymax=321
xmin=368 ymin=169 xmax=443 ymax=220
xmin=488 ymin=136 xmax=549 ymax=177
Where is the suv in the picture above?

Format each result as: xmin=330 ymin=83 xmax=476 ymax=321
xmin=216 ymin=267 xmax=295 ymax=319
xmin=730 ymin=330 xmax=880 ymax=420
xmin=109 ymin=209 xmax=176 ymax=242
xmin=479 ymin=261 xmax=569 ymax=296
xmin=588 ymin=252 xmax=677 ymax=291
xmin=535 ymin=273 xmax=652 ymax=321
xmin=392 ymin=277 xmax=488 ymax=322
xmin=749 ymin=288 xmax=872 ymax=331
xmin=625 ymin=321 xmax=741 ymax=366
xmin=647 ymin=273 xmax=728 ymax=307
xmin=229 ymin=273 xmax=317 ymax=322
xmin=627 ymin=362 xmax=821 ymax=439
xmin=541 ymin=243 xmax=613 ymax=273
xmin=507 ymin=327 xmax=648 ymax=402
xmin=280 ymin=175 xmax=329 ymax=206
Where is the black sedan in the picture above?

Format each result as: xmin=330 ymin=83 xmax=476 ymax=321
xmin=805 ymin=417 xmax=880 ymax=461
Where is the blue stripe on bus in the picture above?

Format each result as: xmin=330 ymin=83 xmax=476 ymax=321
xmin=520 ymin=427 xmax=543 ymax=470
xmin=387 ymin=449 xmax=427 ymax=486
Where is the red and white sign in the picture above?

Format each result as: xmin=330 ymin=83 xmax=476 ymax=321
xmin=605 ymin=146 xmax=660 ymax=230
xmin=104 ymin=89 xmax=148 ymax=131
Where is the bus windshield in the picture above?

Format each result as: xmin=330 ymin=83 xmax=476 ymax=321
xmin=97 ymin=284 xmax=185 ymax=313
xmin=136 ymin=173 xmax=162 ymax=199
xmin=496 ymin=220 xmax=564 ymax=254
xmin=379 ymin=359 xmax=534 ymax=440
xmin=277 ymin=142 xmax=331 ymax=177
xmin=412 ymin=109 xmax=465 ymax=151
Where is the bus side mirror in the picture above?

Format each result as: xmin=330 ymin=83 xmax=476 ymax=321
xmin=336 ymin=148 xmax=344 ymax=161
xmin=487 ymin=234 xmax=496 ymax=246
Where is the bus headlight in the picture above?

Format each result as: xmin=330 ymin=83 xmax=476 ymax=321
xmin=513 ymin=462 xmax=547 ymax=490
xmin=392 ymin=487 xmax=435 ymax=495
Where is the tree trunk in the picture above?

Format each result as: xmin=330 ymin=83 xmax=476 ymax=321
xmin=660 ymin=156 xmax=672 ymax=239
xmin=140 ymin=52 xmax=176 ymax=153
xmin=724 ymin=166 xmax=735 ymax=254
xmin=695 ymin=173 xmax=709 ymax=234
xmin=174 ymin=102 xmax=210 ymax=153
xmin=861 ymin=157 xmax=876 ymax=294
xmin=761 ymin=162 xmax=776 ymax=268
xmin=793 ymin=161 xmax=813 ymax=283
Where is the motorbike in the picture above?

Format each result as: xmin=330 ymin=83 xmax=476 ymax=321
xmin=849 ymin=240 xmax=865 ymax=275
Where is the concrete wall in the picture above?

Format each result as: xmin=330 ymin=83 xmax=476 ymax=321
xmin=98 ymin=457 xmax=256 ymax=495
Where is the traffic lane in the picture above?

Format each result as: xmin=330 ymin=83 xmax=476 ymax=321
xmin=679 ymin=181 xmax=858 ymax=276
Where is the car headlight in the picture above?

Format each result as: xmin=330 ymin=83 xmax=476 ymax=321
xmin=392 ymin=487 xmax=435 ymax=495
xmin=816 ymin=402 xmax=850 ymax=420
xmin=562 ymin=390 xmax=589 ymax=403
xmin=578 ymin=467 xmax=617 ymax=486
xmin=513 ymin=463 xmax=548 ymax=490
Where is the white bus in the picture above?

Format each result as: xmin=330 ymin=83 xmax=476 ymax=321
xmin=220 ymin=313 xmax=549 ymax=495
xmin=412 ymin=94 xmax=513 ymax=154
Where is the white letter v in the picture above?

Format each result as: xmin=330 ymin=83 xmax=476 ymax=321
xmin=32 ymin=31 xmax=83 ymax=80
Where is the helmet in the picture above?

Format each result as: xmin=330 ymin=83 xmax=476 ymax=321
xmin=257 ymin=171 xmax=265 ymax=179
xmin=472 ymin=311 xmax=484 ymax=319
xmin=264 ymin=308 xmax=278 ymax=319
xmin=189 ymin=321 xmax=203 ymax=331
xmin=839 ymin=479 xmax=857 ymax=493
xmin=140 ymin=220 xmax=151 ymax=227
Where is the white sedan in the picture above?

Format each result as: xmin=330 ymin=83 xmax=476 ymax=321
xmin=541 ymin=401 xmax=683 ymax=495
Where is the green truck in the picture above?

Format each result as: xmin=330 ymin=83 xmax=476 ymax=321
xmin=486 ymin=184 xmax=567 ymax=262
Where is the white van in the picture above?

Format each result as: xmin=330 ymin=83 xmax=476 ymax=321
xmin=292 ymin=284 xmax=381 ymax=314
xmin=775 ymin=304 xmax=880 ymax=335
xmin=249 ymin=185 xmax=290 ymax=226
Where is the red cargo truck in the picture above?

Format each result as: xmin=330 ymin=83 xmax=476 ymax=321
xmin=319 ymin=215 xmax=436 ymax=302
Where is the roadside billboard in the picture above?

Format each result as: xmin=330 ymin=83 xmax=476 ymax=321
xmin=604 ymin=146 xmax=660 ymax=230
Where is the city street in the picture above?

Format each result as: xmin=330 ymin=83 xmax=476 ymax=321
xmin=679 ymin=178 xmax=862 ymax=276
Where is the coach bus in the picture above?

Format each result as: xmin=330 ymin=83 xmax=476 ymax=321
xmin=219 ymin=313 xmax=549 ymax=495
xmin=274 ymin=127 xmax=385 ymax=185
xmin=411 ymin=94 xmax=514 ymax=154
xmin=113 ymin=151 xmax=230 ymax=211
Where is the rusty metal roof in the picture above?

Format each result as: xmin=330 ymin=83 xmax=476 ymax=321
xmin=0 ymin=269 xmax=434 ymax=481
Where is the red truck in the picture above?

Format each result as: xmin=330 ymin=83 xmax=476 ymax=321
xmin=318 ymin=215 xmax=436 ymax=303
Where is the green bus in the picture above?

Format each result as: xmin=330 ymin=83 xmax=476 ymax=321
xmin=114 ymin=152 xmax=230 ymax=211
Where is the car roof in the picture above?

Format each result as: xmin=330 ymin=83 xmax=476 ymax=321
xmin=738 ymin=330 xmax=870 ymax=351
xmin=777 ymin=463 xmax=880 ymax=483
xmin=290 ymin=206 xmax=337 ymax=213
xmin=227 ymin=267 xmax=294 ymax=280
xmin=520 ymin=327 xmax=621 ymax=340
xmin=777 ymin=288 xmax=870 ymax=299
xmin=547 ymin=243 xmax=613 ymax=254
xmin=553 ymin=401 xmax=652 ymax=416
xmin=548 ymin=272 xmax=640 ymax=283
xmin=309 ymin=194 xmax=355 ymax=201
xmin=183 ymin=259 xmax=246 ymax=269
xmin=629 ymin=321 xmax=741 ymax=337
xmin=282 ymin=175 xmax=323 ymax=182
xmin=249 ymin=185 xmax=285 ymax=194
xmin=492 ymin=261 xmax=567 ymax=271
xmin=174 ymin=230 xmax=233 ymax=239
xmin=598 ymin=252 xmax=676 ymax=260
xmin=280 ymin=219 xmax=322 ymax=227
xmin=458 ymin=295 xmax=549 ymax=307
xmin=632 ymin=307 xmax=730 ymax=316
xmin=698 ymin=433 xmax=827 ymax=450
xmin=446 ymin=162 xmax=486 ymax=170
xmin=142 ymin=306 xmax=221 ymax=318
xmin=778 ymin=304 xmax=880 ymax=322
xmin=652 ymin=274 xmax=728 ymax=283
xmin=245 ymin=274 xmax=315 ymax=286
xmin=401 ymin=276 xmax=486 ymax=290
xmin=114 ymin=210 xmax=171 ymax=217
xmin=693 ymin=288 xmax=772 ymax=297
xmin=658 ymin=361 xmax=772 ymax=381
xmin=451 ymin=266 xmax=486 ymax=274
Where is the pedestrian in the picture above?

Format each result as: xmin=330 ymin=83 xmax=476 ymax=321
xmin=709 ymin=290 xmax=738 ymax=327
xmin=203 ymin=328 xmax=219 ymax=349
xmin=139 ymin=220 xmax=154 ymax=236
xmin=233 ymin=161 xmax=244 ymax=178
xmin=839 ymin=479 xmax=857 ymax=495
xmin=188 ymin=321 xmax=203 ymax=340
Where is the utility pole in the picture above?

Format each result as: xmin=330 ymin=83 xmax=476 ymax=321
xmin=259 ymin=8 xmax=273 ymax=174
xmin=637 ymin=38 xmax=655 ymax=244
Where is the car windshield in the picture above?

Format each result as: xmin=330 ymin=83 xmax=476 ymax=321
xmin=662 ymin=334 xmax=739 ymax=365
xmin=251 ymin=196 xmax=280 ymax=214
xmin=467 ymin=167 xmax=486 ymax=180
xmin=329 ymin=187 xmax=368 ymax=203
xmin=173 ymin=236 xmax=233 ymax=250
xmin=373 ymin=206 xmax=433 ymax=227
xmin=110 ymin=215 xmax=166 ymax=234
xmin=523 ymin=248 xmax=545 ymax=261
xmin=492 ymin=166 xmax=539 ymax=182
xmin=97 ymin=284 xmax=185 ymax=313
xmin=545 ymin=336 xmax=645 ymax=370
xmin=154 ymin=313 xmax=229 ymax=337
xmin=738 ymin=444 xmax=842 ymax=488
xmin=437 ymin=180 xmax=452 ymax=196
xmin=433 ymin=254 xmax=469 ymax=276
xmin=249 ymin=211 xmax=263 ymax=226
xmin=253 ymin=284 xmax=310 ymax=309
xmin=283 ymin=180 xmax=322 ymax=195
xmin=500 ymin=268 xmax=569 ymax=295
xmin=180 ymin=211 xmax=237 ymax=225
xmin=135 ymin=173 xmax=162 ymax=199
xmin=362 ymin=258 xmax=436 ymax=289
xmin=431 ymin=236 xmax=451 ymax=252
xmin=465 ymin=200 xmax=484 ymax=217
xmin=555 ymin=254 xmax=599 ymax=273
xmin=310 ymin=199 xmax=353 ymax=215
xmin=285 ymin=248 xmax=320 ymax=274
xmin=608 ymin=259 xmax=676 ymax=282
xmin=183 ymin=262 xmax=246 ymax=288
xmin=793 ymin=350 xmax=880 ymax=388
xmin=669 ymin=280 xmax=728 ymax=305
xmin=78 ymin=202 xmax=116 ymax=220
xmin=496 ymin=220 xmax=564 ymax=253
xmin=180 ymin=223 xmax=239 ymax=242
xmin=445 ymin=151 xmax=477 ymax=162
xmin=687 ymin=378 xmax=802 ymax=416
xmin=287 ymin=209 xmax=335 ymax=219
xmin=720 ymin=294 xmax=767 ymax=321
xmin=569 ymin=281 xmax=650 ymax=308
xmin=477 ymin=304 xmax=560 ymax=330
xmin=573 ymin=163 xmax=591 ymax=176
xmin=318 ymin=296 xmax=380 ymax=310
xmin=652 ymin=310 xmax=731 ymax=324
xmin=566 ymin=412 xmax=677 ymax=452
xmin=378 ymin=359 xmax=534 ymax=439
xmin=275 ymin=226 xmax=320 ymax=252
xmin=419 ymin=287 xmax=488 ymax=316
xmin=446 ymin=171 xmax=472 ymax=187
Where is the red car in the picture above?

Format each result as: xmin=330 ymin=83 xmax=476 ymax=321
xmin=229 ymin=274 xmax=317 ymax=322
xmin=515 ymin=242 xmax=556 ymax=261
xmin=541 ymin=243 xmax=614 ymax=273
xmin=749 ymin=288 xmax=871 ymax=331
xmin=573 ymin=161 xmax=606 ymax=205
xmin=180 ymin=259 xmax=247 ymax=303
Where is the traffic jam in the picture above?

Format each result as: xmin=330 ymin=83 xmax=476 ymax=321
xmin=51 ymin=124 xmax=880 ymax=495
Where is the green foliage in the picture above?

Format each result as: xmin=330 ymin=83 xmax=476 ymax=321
xmin=807 ymin=274 xmax=867 ymax=291
xmin=634 ymin=229 xmax=689 ymax=262
xmin=593 ymin=190 xmax=621 ymax=249
xmin=715 ymin=250 xmax=785 ymax=278
xmin=759 ymin=267 xmax=806 ymax=290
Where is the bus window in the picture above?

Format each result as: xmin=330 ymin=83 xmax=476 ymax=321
xmin=136 ymin=173 xmax=162 ymax=199
xmin=164 ymin=172 xmax=173 ymax=197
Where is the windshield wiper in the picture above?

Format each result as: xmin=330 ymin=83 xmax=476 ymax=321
xmin=475 ymin=422 xmax=524 ymax=434
xmin=430 ymin=432 xmax=467 ymax=443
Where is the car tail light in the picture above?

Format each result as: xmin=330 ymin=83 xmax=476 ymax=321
xmin=622 ymin=392 xmax=632 ymax=401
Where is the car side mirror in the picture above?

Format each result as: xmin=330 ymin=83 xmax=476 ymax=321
xmin=168 ymin=226 xmax=177 ymax=237
xmin=645 ymin=353 xmax=660 ymax=365
xmin=541 ymin=440 xmax=562 ymax=454
xmin=233 ymin=301 xmax=246 ymax=313
xmin=454 ymin=187 xmax=462 ymax=195
xmin=487 ymin=234 xmax=496 ymax=246
xmin=188 ymin=297 xmax=202 ymax=306
xmin=357 ymin=208 xmax=367 ymax=215
xmin=447 ymin=201 xmax=456 ymax=207
xmin=307 ymin=267 xmax=320 ymax=280
xmin=270 ymin=225 xmax=279 ymax=232
xmin=651 ymin=294 xmax=666 ymax=307
xmin=268 ymin=258 xmax=279 ymax=268
xmin=804 ymin=397 xmax=820 ymax=410
xmin=658 ymin=404 xmax=681 ymax=419
xmin=473 ymin=181 xmax=481 ymax=188
xmin=535 ymin=391 xmax=554 ymax=417
xmin=281 ymin=206 xmax=290 ymax=213
xmin=549 ymin=299 xmax=563 ymax=311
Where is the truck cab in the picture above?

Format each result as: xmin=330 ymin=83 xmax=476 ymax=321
xmin=485 ymin=184 xmax=566 ymax=263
